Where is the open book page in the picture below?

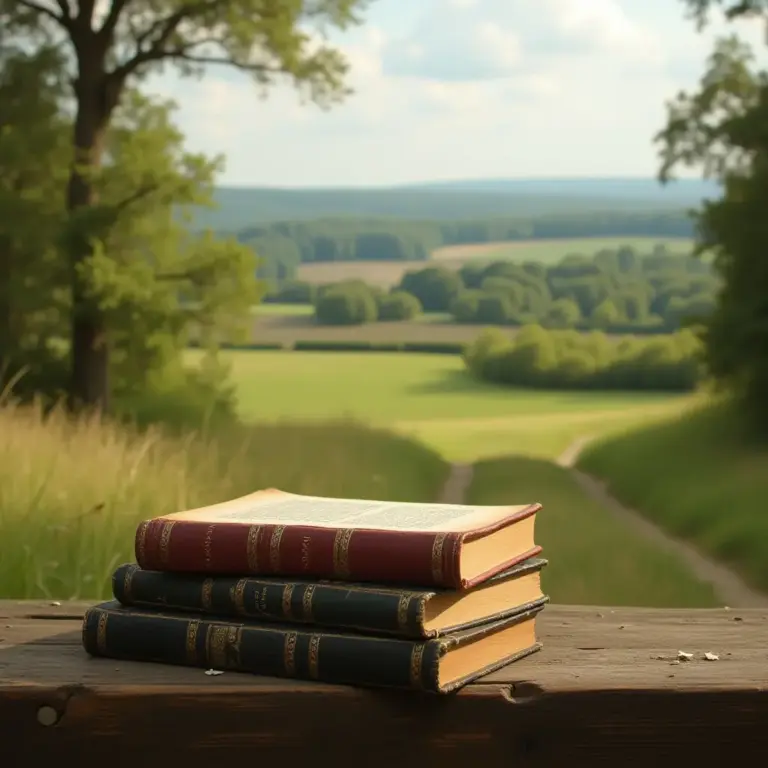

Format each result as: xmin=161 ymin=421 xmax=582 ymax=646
xmin=165 ymin=490 xmax=532 ymax=533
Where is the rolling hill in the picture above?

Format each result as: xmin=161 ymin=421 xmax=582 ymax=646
xmin=193 ymin=178 xmax=717 ymax=232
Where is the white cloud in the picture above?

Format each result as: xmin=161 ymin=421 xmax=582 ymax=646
xmin=381 ymin=0 xmax=665 ymax=81
xmin=137 ymin=0 xmax=768 ymax=186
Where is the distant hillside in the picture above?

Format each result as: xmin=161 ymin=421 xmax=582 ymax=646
xmin=194 ymin=178 xmax=716 ymax=232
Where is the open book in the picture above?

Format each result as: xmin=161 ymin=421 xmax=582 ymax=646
xmin=135 ymin=489 xmax=542 ymax=589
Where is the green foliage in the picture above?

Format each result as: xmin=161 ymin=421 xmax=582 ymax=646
xmin=293 ymin=340 xmax=403 ymax=352
xmin=314 ymin=284 xmax=378 ymax=325
xmin=0 ymin=401 xmax=448 ymax=598
xmin=579 ymin=400 xmax=768 ymax=592
xmin=0 ymin=47 xmax=261 ymax=416
xmin=446 ymin=244 xmax=718 ymax=332
xmin=2 ymin=0 xmax=367 ymax=409
xmin=0 ymin=47 xmax=70 ymax=392
xmin=281 ymin=240 xmax=720 ymax=333
xmin=377 ymin=291 xmax=422 ymax=321
xmin=265 ymin=280 xmax=317 ymax=304
xmin=114 ymin=352 xmax=239 ymax=433
xmin=243 ymin=213 xmax=696 ymax=284
xmin=467 ymin=456 xmax=717 ymax=606
xmin=465 ymin=325 xmax=704 ymax=391
xmin=656 ymin=23 xmax=768 ymax=428
xmin=398 ymin=266 xmax=463 ymax=312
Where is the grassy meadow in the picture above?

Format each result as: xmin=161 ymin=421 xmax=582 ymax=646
xmin=431 ymin=236 xmax=694 ymax=264
xmin=0 ymin=401 xmax=447 ymax=599
xmin=7 ymin=345 xmax=758 ymax=608
xmin=467 ymin=457 xmax=717 ymax=606
xmin=578 ymin=402 xmax=768 ymax=593
xmin=199 ymin=349 xmax=691 ymax=460
xmin=296 ymin=236 xmax=695 ymax=288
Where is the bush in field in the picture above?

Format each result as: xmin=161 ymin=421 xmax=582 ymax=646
xmin=315 ymin=284 xmax=378 ymax=325
xmin=464 ymin=324 xmax=704 ymax=391
xmin=377 ymin=290 xmax=422 ymax=321
xmin=398 ymin=266 xmax=463 ymax=312
xmin=266 ymin=280 xmax=317 ymax=304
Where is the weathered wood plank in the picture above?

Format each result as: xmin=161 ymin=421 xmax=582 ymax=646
xmin=2 ymin=601 xmax=767 ymax=767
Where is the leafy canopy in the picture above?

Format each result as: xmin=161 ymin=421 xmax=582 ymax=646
xmin=657 ymin=2 xmax=768 ymax=426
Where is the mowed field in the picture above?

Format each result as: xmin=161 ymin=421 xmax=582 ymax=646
xmin=250 ymin=310 xmax=508 ymax=344
xmin=196 ymin=350 xmax=693 ymax=461
xmin=296 ymin=236 xmax=694 ymax=288
xmin=187 ymin=348 xmax=716 ymax=605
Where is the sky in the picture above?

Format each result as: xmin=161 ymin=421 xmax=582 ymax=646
xmin=145 ymin=0 xmax=767 ymax=187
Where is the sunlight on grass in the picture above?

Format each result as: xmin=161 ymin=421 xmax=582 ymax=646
xmin=195 ymin=350 xmax=688 ymax=426
xmin=468 ymin=456 xmax=717 ymax=607
xmin=579 ymin=401 xmax=768 ymax=593
xmin=0 ymin=401 xmax=447 ymax=599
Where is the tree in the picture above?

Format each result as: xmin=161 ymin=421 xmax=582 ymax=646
xmin=591 ymin=299 xmax=622 ymax=329
xmin=80 ymin=90 xmax=262 ymax=396
xmin=657 ymin=2 xmax=768 ymax=425
xmin=399 ymin=266 xmax=463 ymax=312
xmin=378 ymin=291 xmax=421 ymax=321
xmin=0 ymin=46 xmax=70 ymax=391
xmin=315 ymin=286 xmax=377 ymax=325
xmin=2 ymin=0 xmax=366 ymax=410
xmin=545 ymin=298 xmax=581 ymax=329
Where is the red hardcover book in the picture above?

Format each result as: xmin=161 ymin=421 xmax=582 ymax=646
xmin=135 ymin=489 xmax=542 ymax=589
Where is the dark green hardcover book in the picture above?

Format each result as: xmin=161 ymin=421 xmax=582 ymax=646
xmin=82 ymin=599 xmax=546 ymax=694
xmin=112 ymin=557 xmax=547 ymax=640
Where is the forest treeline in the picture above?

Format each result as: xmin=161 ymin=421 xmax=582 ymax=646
xmin=242 ymin=211 xmax=695 ymax=283
xmin=268 ymin=243 xmax=718 ymax=335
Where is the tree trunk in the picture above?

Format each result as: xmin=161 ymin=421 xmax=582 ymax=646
xmin=66 ymin=68 xmax=116 ymax=413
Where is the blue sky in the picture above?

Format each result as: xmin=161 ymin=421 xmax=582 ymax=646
xmin=146 ymin=0 xmax=766 ymax=187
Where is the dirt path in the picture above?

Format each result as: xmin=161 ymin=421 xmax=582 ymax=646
xmin=557 ymin=437 xmax=768 ymax=608
xmin=438 ymin=463 xmax=474 ymax=504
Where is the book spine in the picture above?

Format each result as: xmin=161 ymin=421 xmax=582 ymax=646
xmin=113 ymin=564 xmax=430 ymax=639
xmin=82 ymin=605 xmax=443 ymax=693
xmin=135 ymin=519 xmax=463 ymax=588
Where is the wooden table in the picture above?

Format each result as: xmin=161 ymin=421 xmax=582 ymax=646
xmin=1 ymin=601 xmax=767 ymax=767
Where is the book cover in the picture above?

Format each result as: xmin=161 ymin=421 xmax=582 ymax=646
xmin=112 ymin=558 xmax=548 ymax=639
xmin=81 ymin=599 xmax=546 ymax=694
xmin=134 ymin=488 xmax=542 ymax=589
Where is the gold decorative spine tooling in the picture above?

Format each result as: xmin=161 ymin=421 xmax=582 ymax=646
xmin=332 ymin=528 xmax=354 ymax=578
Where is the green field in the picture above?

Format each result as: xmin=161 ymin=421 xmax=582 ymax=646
xmin=295 ymin=236 xmax=697 ymax=289
xmin=200 ymin=350 xmax=692 ymax=460
xmin=252 ymin=303 xmax=314 ymax=316
xmin=578 ymin=402 xmax=768 ymax=593
xmin=432 ymin=236 xmax=695 ymax=264
xmin=467 ymin=457 xmax=717 ymax=606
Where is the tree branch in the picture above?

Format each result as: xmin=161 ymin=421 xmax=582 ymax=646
xmin=112 ymin=182 xmax=161 ymax=214
xmin=75 ymin=0 xmax=96 ymax=28
xmin=16 ymin=0 xmax=71 ymax=30
xmin=111 ymin=0 xmax=225 ymax=78
xmin=54 ymin=0 xmax=72 ymax=21
xmin=98 ymin=0 xmax=130 ymax=41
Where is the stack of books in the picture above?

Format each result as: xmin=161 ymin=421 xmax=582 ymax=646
xmin=82 ymin=489 xmax=547 ymax=693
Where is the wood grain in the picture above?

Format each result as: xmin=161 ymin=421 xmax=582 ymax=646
xmin=2 ymin=601 xmax=767 ymax=767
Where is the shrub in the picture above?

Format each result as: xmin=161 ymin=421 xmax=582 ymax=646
xmin=377 ymin=290 xmax=422 ymax=321
xmin=265 ymin=280 xmax=317 ymax=304
xmin=398 ymin=266 xmax=463 ymax=312
xmin=292 ymin=341 xmax=403 ymax=352
xmin=315 ymin=285 xmax=378 ymax=325
xmin=464 ymin=324 xmax=704 ymax=391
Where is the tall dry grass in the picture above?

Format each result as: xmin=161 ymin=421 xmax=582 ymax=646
xmin=0 ymin=401 xmax=448 ymax=599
